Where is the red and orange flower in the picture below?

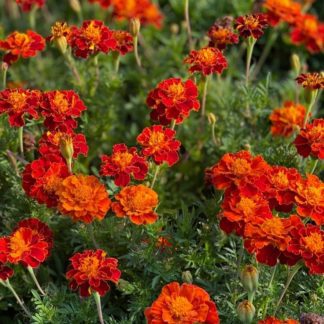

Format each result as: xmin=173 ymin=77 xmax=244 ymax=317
xmin=296 ymin=73 xmax=324 ymax=90
xmin=294 ymin=119 xmax=324 ymax=159
xmin=207 ymin=24 xmax=239 ymax=50
xmin=234 ymin=14 xmax=268 ymax=39
xmin=100 ymin=143 xmax=148 ymax=187
xmin=269 ymin=101 xmax=306 ymax=137
xmin=112 ymin=30 xmax=133 ymax=55
xmin=88 ymin=0 xmax=111 ymax=8
xmin=145 ymin=282 xmax=220 ymax=324
xmin=66 ymin=249 xmax=121 ymax=297
xmin=258 ymin=316 xmax=300 ymax=324
xmin=0 ymin=30 xmax=45 ymax=65
xmin=16 ymin=0 xmax=45 ymax=12
xmin=0 ymin=88 xmax=41 ymax=127
xmin=112 ymin=184 xmax=158 ymax=225
xmin=184 ymin=47 xmax=228 ymax=76
xmin=146 ymin=78 xmax=200 ymax=125
xmin=56 ymin=175 xmax=111 ymax=223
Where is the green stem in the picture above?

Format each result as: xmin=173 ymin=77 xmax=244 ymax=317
xmin=63 ymin=52 xmax=82 ymax=86
xmin=27 ymin=266 xmax=46 ymax=296
xmin=184 ymin=0 xmax=193 ymax=50
xmin=200 ymin=75 xmax=209 ymax=117
xmin=303 ymin=90 xmax=318 ymax=128
xmin=18 ymin=127 xmax=24 ymax=157
xmin=245 ymin=37 xmax=256 ymax=87
xmin=170 ymin=119 xmax=176 ymax=130
xmin=236 ymin=240 xmax=244 ymax=278
xmin=113 ymin=53 xmax=120 ymax=73
xmin=93 ymin=292 xmax=104 ymax=324
xmin=310 ymin=159 xmax=319 ymax=174
xmin=133 ymin=36 xmax=141 ymax=67
xmin=91 ymin=55 xmax=100 ymax=96
xmin=28 ymin=6 xmax=37 ymax=29
xmin=150 ymin=164 xmax=161 ymax=189
xmin=261 ymin=264 xmax=278 ymax=318
xmin=2 ymin=66 xmax=7 ymax=89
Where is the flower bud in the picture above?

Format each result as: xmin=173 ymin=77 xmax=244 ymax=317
xmin=170 ymin=24 xmax=179 ymax=35
xmin=182 ymin=270 xmax=193 ymax=284
xmin=55 ymin=37 xmax=68 ymax=55
xmin=129 ymin=18 xmax=141 ymax=37
xmin=69 ymin=0 xmax=81 ymax=13
xmin=236 ymin=300 xmax=255 ymax=324
xmin=59 ymin=134 xmax=74 ymax=172
xmin=116 ymin=279 xmax=136 ymax=294
xmin=207 ymin=112 xmax=217 ymax=125
xmin=1 ymin=62 xmax=8 ymax=73
xmin=291 ymin=53 xmax=301 ymax=76
xmin=240 ymin=265 xmax=259 ymax=293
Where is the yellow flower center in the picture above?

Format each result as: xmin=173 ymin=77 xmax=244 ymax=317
xmin=243 ymin=15 xmax=260 ymax=29
xmin=167 ymin=83 xmax=185 ymax=100
xmin=13 ymin=32 xmax=31 ymax=47
xmin=169 ymin=296 xmax=193 ymax=319
xmin=7 ymin=91 xmax=26 ymax=112
xmin=196 ymin=48 xmax=216 ymax=65
xmin=51 ymin=22 xmax=69 ymax=39
xmin=304 ymin=17 xmax=318 ymax=33
xmin=305 ymin=186 xmax=322 ymax=205
xmin=237 ymin=197 xmax=256 ymax=216
xmin=148 ymin=131 xmax=166 ymax=147
xmin=53 ymin=92 xmax=69 ymax=114
xmin=76 ymin=185 xmax=93 ymax=202
xmin=212 ymin=28 xmax=229 ymax=41
xmin=261 ymin=218 xmax=284 ymax=236
xmin=308 ymin=125 xmax=323 ymax=140
xmin=83 ymin=21 xmax=101 ymax=50
xmin=231 ymin=158 xmax=251 ymax=176
xmin=112 ymin=151 xmax=134 ymax=170
xmin=271 ymin=171 xmax=289 ymax=188
xmin=9 ymin=229 xmax=30 ymax=260
xmin=303 ymin=232 xmax=323 ymax=254
xmin=78 ymin=256 xmax=100 ymax=277
xmin=44 ymin=174 xmax=62 ymax=194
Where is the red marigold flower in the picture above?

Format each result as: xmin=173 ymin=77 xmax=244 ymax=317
xmin=40 ymin=90 xmax=86 ymax=131
xmin=0 ymin=237 xmax=9 ymax=263
xmin=88 ymin=0 xmax=111 ymax=8
xmin=184 ymin=47 xmax=228 ymax=76
xmin=69 ymin=20 xmax=116 ymax=59
xmin=16 ymin=0 xmax=45 ymax=12
xmin=137 ymin=125 xmax=181 ymax=166
xmin=0 ymin=88 xmax=41 ymax=127
xmin=145 ymin=282 xmax=220 ymax=324
xmin=0 ymin=264 xmax=14 ymax=281
xmin=296 ymin=72 xmax=324 ymax=90
xmin=207 ymin=24 xmax=239 ymax=50
xmin=22 ymin=156 xmax=70 ymax=208
xmin=258 ymin=316 xmax=300 ymax=324
xmin=205 ymin=150 xmax=270 ymax=191
xmin=112 ymin=184 xmax=158 ymax=225
xmin=112 ymin=30 xmax=133 ymax=55
xmin=146 ymin=78 xmax=200 ymax=125
xmin=56 ymin=175 xmax=111 ymax=223
xmin=100 ymin=144 xmax=148 ymax=187
xmin=0 ymin=30 xmax=45 ymax=65
xmin=66 ymin=249 xmax=121 ymax=297
xmin=290 ymin=14 xmax=324 ymax=54
xmin=295 ymin=174 xmax=324 ymax=225
xmin=269 ymin=101 xmax=306 ymax=137
xmin=294 ymin=119 xmax=324 ymax=159
xmin=234 ymin=14 xmax=268 ymax=39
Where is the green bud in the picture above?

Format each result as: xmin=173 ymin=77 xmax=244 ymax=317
xmin=240 ymin=265 xmax=259 ymax=293
xmin=236 ymin=300 xmax=255 ymax=324
xmin=182 ymin=270 xmax=193 ymax=284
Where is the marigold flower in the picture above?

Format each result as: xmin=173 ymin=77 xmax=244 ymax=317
xmin=294 ymin=119 xmax=324 ymax=159
xmin=15 ymin=0 xmax=45 ymax=12
xmin=234 ymin=14 xmax=268 ymax=39
xmin=296 ymin=72 xmax=324 ymax=90
xmin=0 ymin=264 xmax=14 ymax=281
xmin=295 ymin=174 xmax=324 ymax=225
xmin=269 ymin=101 xmax=306 ymax=137
xmin=66 ymin=249 xmax=121 ymax=297
xmin=88 ymin=0 xmax=111 ymax=8
xmin=207 ymin=24 xmax=239 ymax=50
xmin=0 ymin=238 xmax=9 ymax=263
xmin=145 ymin=282 xmax=220 ymax=324
xmin=112 ymin=30 xmax=133 ymax=55
xmin=258 ymin=316 xmax=300 ymax=324
xmin=40 ymin=90 xmax=87 ymax=131
xmin=112 ymin=184 xmax=158 ymax=225
xmin=184 ymin=47 xmax=228 ymax=76
xmin=48 ymin=22 xmax=71 ymax=54
xmin=137 ymin=125 xmax=181 ymax=167
xmin=56 ymin=175 xmax=111 ymax=223
xmin=146 ymin=78 xmax=200 ymax=125
xmin=0 ymin=30 xmax=45 ymax=65
xmin=69 ymin=20 xmax=116 ymax=59
xmin=0 ymin=88 xmax=41 ymax=127
xmin=100 ymin=144 xmax=148 ymax=187
xmin=22 ymin=156 xmax=70 ymax=208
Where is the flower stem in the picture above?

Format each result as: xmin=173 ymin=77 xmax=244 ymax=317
xmin=133 ymin=36 xmax=141 ymax=67
xmin=310 ymin=159 xmax=319 ymax=174
xmin=2 ymin=66 xmax=7 ymax=89
xmin=170 ymin=119 xmax=176 ymax=130
xmin=245 ymin=37 xmax=256 ymax=87
xmin=200 ymin=75 xmax=209 ymax=117
xmin=113 ymin=53 xmax=120 ymax=73
xmin=303 ymin=90 xmax=318 ymax=128
xmin=63 ymin=52 xmax=82 ymax=86
xmin=18 ymin=127 xmax=24 ymax=157
xmin=93 ymin=292 xmax=104 ymax=324
xmin=91 ymin=55 xmax=100 ymax=96
xmin=150 ymin=164 xmax=161 ymax=189
xmin=27 ymin=266 xmax=46 ymax=296
xmin=261 ymin=263 xmax=278 ymax=318
xmin=184 ymin=0 xmax=193 ymax=50
xmin=28 ymin=6 xmax=37 ymax=29
xmin=236 ymin=239 xmax=244 ymax=278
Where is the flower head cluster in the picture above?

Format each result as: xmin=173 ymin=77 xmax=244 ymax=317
xmin=66 ymin=249 xmax=121 ymax=297
xmin=146 ymin=78 xmax=200 ymax=125
xmin=15 ymin=0 xmax=45 ymax=12
xmin=145 ymin=282 xmax=219 ymax=324
xmin=234 ymin=14 xmax=268 ymax=39
xmin=258 ymin=316 xmax=299 ymax=324
xmin=88 ymin=0 xmax=111 ymax=8
xmin=296 ymin=72 xmax=324 ymax=90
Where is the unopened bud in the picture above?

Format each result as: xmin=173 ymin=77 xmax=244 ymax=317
xmin=69 ymin=0 xmax=81 ymax=13
xmin=170 ymin=23 xmax=179 ymax=35
xmin=236 ymin=300 xmax=255 ymax=324
xmin=116 ymin=279 xmax=136 ymax=294
xmin=182 ymin=271 xmax=193 ymax=284
xmin=59 ymin=135 xmax=74 ymax=173
xmin=291 ymin=53 xmax=301 ymax=76
xmin=129 ymin=18 xmax=141 ymax=37
xmin=55 ymin=37 xmax=67 ymax=54
xmin=207 ymin=112 xmax=217 ymax=125
xmin=1 ymin=62 xmax=8 ymax=72
xmin=240 ymin=265 xmax=259 ymax=293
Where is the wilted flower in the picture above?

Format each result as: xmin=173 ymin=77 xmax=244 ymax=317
xmin=234 ymin=14 xmax=268 ymax=39
xmin=296 ymin=73 xmax=324 ymax=90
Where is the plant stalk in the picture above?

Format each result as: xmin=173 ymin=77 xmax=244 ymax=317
xmin=18 ymin=127 xmax=24 ymax=157
xmin=27 ymin=266 xmax=46 ymax=296
xmin=93 ymin=292 xmax=104 ymax=324
xmin=133 ymin=36 xmax=141 ymax=67
xmin=184 ymin=0 xmax=193 ymax=50
xmin=303 ymin=90 xmax=318 ymax=128
xmin=200 ymin=75 xmax=209 ymax=117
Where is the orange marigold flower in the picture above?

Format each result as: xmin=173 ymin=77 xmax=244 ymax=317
xmin=15 ymin=0 xmax=45 ymax=12
xmin=69 ymin=20 xmax=116 ymax=59
xmin=294 ymin=119 xmax=324 ymax=159
xmin=112 ymin=184 xmax=158 ymax=225
xmin=137 ymin=125 xmax=181 ymax=167
xmin=184 ymin=47 xmax=228 ymax=76
xmin=100 ymin=144 xmax=148 ymax=187
xmin=0 ymin=88 xmax=41 ymax=127
xmin=88 ymin=0 xmax=111 ymax=8
xmin=40 ymin=90 xmax=86 ymax=131
xmin=258 ymin=316 xmax=300 ymax=324
xmin=145 ymin=282 xmax=220 ymax=324
xmin=56 ymin=175 xmax=111 ymax=223
xmin=0 ymin=30 xmax=45 ymax=65
xmin=146 ymin=78 xmax=200 ymax=125
xmin=205 ymin=150 xmax=270 ymax=191
xmin=112 ymin=30 xmax=133 ymax=55
xmin=49 ymin=22 xmax=70 ymax=41
xmin=234 ymin=13 xmax=268 ymax=39
xmin=0 ymin=264 xmax=14 ymax=281
xmin=207 ymin=24 xmax=239 ymax=50
xmin=295 ymin=174 xmax=324 ymax=225
xmin=296 ymin=72 xmax=324 ymax=90
xmin=66 ymin=249 xmax=121 ymax=297
xmin=269 ymin=101 xmax=306 ymax=137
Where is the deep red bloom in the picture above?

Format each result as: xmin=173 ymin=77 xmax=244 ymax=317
xmin=147 ymin=78 xmax=200 ymax=125
xmin=184 ymin=47 xmax=228 ymax=76
xmin=69 ymin=20 xmax=116 ymax=59
xmin=66 ymin=249 xmax=121 ymax=297
xmin=0 ymin=264 xmax=14 ymax=281
xmin=22 ymin=156 xmax=70 ymax=208
xmin=294 ymin=119 xmax=324 ymax=159
xmin=40 ymin=90 xmax=87 ymax=131
xmin=0 ymin=238 xmax=9 ymax=263
xmin=207 ymin=24 xmax=239 ymax=50
xmin=137 ymin=125 xmax=181 ymax=167
xmin=112 ymin=30 xmax=133 ymax=55
xmin=16 ymin=0 xmax=45 ymax=12
xmin=296 ymin=73 xmax=324 ymax=90
xmin=0 ymin=88 xmax=41 ymax=127
xmin=0 ymin=30 xmax=45 ymax=65
xmin=234 ymin=14 xmax=268 ymax=39
xmin=88 ymin=0 xmax=111 ymax=8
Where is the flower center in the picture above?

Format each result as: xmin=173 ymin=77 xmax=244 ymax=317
xmin=197 ymin=48 xmax=216 ymax=64
xmin=304 ymin=17 xmax=318 ymax=33
xmin=44 ymin=174 xmax=62 ymax=194
xmin=9 ymin=229 xmax=31 ymax=260
xmin=83 ymin=21 xmax=101 ymax=50
xmin=76 ymin=185 xmax=93 ymax=202
xmin=112 ymin=151 xmax=134 ymax=170
xmin=51 ymin=22 xmax=69 ymax=39
xmin=308 ymin=125 xmax=323 ymax=140
xmin=212 ymin=28 xmax=229 ymax=41
xmin=53 ymin=92 xmax=69 ymax=114
xmin=243 ymin=16 xmax=260 ymax=29
xmin=13 ymin=32 xmax=31 ymax=47
xmin=231 ymin=158 xmax=251 ymax=176
xmin=237 ymin=197 xmax=256 ymax=216
xmin=167 ymin=83 xmax=185 ymax=100
xmin=261 ymin=218 xmax=284 ymax=236
xmin=148 ymin=131 xmax=166 ymax=147
xmin=271 ymin=171 xmax=289 ymax=188
xmin=78 ymin=256 xmax=100 ymax=277
xmin=7 ymin=91 xmax=26 ymax=112
xmin=169 ymin=296 xmax=193 ymax=319
xmin=305 ymin=186 xmax=322 ymax=205
xmin=303 ymin=232 xmax=323 ymax=254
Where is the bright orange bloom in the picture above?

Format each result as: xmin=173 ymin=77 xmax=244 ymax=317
xmin=112 ymin=184 xmax=158 ymax=225
xmin=0 ymin=30 xmax=45 ymax=65
xmin=269 ymin=101 xmax=306 ymax=137
xmin=66 ymin=249 xmax=121 ymax=297
xmin=56 ymin=175 xmax=111 ymax=223
xmin=207 ymin=24 xmax=239 ymax=50
xmin=296 ymin=72 xmax=324 ymax=90
xmin=112 ymin=30 xmax=133 ymax=55
xmin=258 ymin=316 xmax=300 ymax=324
xmin=294 ymin=119 xmax=324 ymax=159
xmin=295 ymin=174 xmax=324 ymax=225
xmin=184 ymin=47 xmax=228 ymax=76
xmin=145 ymin=282 xmax=220 ymax=324
xmin=234 ymin=14 xmax=268 ymax=39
